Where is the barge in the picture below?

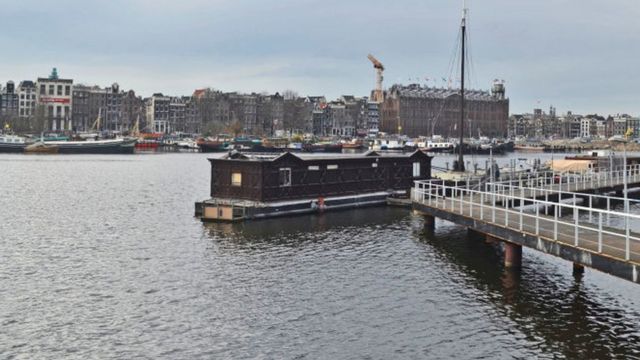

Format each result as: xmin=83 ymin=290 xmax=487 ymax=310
xmin=196 ymin=150 xmax=432 ymax=221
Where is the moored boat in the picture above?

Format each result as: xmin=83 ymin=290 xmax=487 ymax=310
xmin=0 ymin=134 xmax=27 ymax=153
xmin=43 ymin=138 xmax=137 ymax=154
xmin=24 ymin=142 xmax=58 ymax=154
xmin=197 ymin=138 xmax=230 ymax=153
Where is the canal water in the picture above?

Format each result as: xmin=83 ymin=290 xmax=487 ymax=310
xmin=1 ymin=151 xmax=640 ymax=359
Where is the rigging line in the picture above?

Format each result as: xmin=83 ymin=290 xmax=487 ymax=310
xmin=465 ymin=16 xmax=478 ymax=91
xmin=447 ymin=28 xmax=462 ymax=87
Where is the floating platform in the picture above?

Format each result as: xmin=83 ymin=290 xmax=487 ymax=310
xmin=197 ymin=191 xmax=406 ymax=221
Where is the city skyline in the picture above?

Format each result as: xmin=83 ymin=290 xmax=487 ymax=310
xmin=0 ymin=0 xmax=638 ymax=115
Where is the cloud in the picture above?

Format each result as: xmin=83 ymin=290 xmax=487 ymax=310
xmin=0 ymin=0 xmax=638 ymax=115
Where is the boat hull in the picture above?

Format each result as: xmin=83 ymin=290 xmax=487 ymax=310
xmin=48 ymin=139 xmax=136 ymax=154
xmin=0 ymin=143 xmax=27 ymax=153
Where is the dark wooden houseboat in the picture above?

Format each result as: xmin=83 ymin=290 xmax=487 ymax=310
xmin=197 ymin=150 xmax=432 ymax=221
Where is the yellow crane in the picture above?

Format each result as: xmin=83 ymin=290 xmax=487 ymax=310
xmin=367 ymin=54 xmax=385 ymax=103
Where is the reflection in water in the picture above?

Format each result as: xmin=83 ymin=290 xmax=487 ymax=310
xmin=418 ymin=221 xmax=640 ymax=359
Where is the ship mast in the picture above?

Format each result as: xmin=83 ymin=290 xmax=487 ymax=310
xmin=454 ymin=1 xmax=467 ymax=172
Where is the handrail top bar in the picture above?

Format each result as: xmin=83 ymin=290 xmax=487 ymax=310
xmin=413 ymin=182 xmax=640 ymax=220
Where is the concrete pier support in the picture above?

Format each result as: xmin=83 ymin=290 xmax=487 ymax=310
xmin=504 ymin=242 xmax=523 ymax=268
xmin=573 ymin=263 xmax=585 ymax=277
xmin=423 ymin=214 xmax=435 ymax=232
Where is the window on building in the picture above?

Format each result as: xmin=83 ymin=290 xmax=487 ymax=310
xmin=279 ymin=168 xmax=292 ymax=187
xmin=64 ymin=106 xmax=69 ymax=116
xmin=48 ymin=106 xmax=54 ymax=117
xmin=40 ymin=84 xmax=46 ymax=95
xmin=57 ymin=85 xmax=62 ymax=96
xmin=56 ymin=106 xmax=62 ymax=117
xmin=231 ymin=172 xmax=242 ymax=187
xmin=48 ymin=85 xmax=54 ymax=95
xmin=327 ymin=164 xmax=338 ymax=170
xmin=372 ymin=162 xmax=378 ymax=168
xmin=65 ymin=85 xmax=70 ymax=96
xmin=308 ymin=165 xmax=319 ymax=171
xmin=413 ymin=162 xmax=421 ymax=177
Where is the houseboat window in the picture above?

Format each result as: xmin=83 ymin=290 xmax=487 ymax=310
xmin=413 ymin=162 xmax=421 ymax=177
xmin=371 ymin=162 xmax=378 ymax=168
xmin=231 ymin=172 xmax=242 ymax=187
xmin=279 ymin=168 xmax=292 ymax=187
xmin=327 ymin=164 xmax=338 ymax=170
xmin=308 ymin=165 xmax=320 ymax=171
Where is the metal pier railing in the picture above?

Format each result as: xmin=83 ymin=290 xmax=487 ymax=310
xmin=413 ymin=168 xmax=640 ymax=263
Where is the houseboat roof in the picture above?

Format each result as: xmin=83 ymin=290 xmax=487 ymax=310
xmin=211 ymin=150 xmax=431 ymax=162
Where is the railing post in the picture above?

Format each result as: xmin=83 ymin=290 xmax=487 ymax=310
xmin=545 ymin=191 xmax=549 ymax=215
xmin=492 ymin=188 xmax=496 ymax=223
xmin=589 ymin=195 xmax=593 ymax=222
xmin=626 ymin=215 xmax=630 ymax=261
xmin=480 ymin=191 xmax=484 ymax=220
xmin=574 ymin=203 xmax=579 ymax=247
xmin=519 ymin=187 xmax=524 ymax=231
xmin=607 ymin=197 xmax=611 ymax=226
xmin=462 ymin=189 xmax=466 ymax=215
xmin=505 ymin=192 xmax=509 ymax=227
xmin=554 ymin=204 xmax=558 ymax=241
xmin=598 ymin=212 xmax=603 ymax=253
xmin=534 ymin=198 xmax=540 ymax=235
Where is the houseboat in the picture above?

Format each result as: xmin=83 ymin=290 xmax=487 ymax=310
xmin=196 ymin=150 xmax=432 ymax=221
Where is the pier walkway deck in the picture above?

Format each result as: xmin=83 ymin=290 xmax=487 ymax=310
xmin=413 ymin=166 xmax=640 ymax=284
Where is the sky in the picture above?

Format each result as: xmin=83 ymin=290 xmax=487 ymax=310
xmin=0 ymin=0 xmax=638 ymax=115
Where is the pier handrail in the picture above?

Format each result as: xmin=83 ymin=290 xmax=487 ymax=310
xmin=413 ymin=179 xmax=640 ymax=262
xmin=487 ymin=164 xmax=640 ymax=189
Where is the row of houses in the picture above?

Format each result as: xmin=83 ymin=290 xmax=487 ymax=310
xmin=0 ymin=68 xmax=382 ymax=137
xmin=509 ymin=107 xmax=640 ymax=139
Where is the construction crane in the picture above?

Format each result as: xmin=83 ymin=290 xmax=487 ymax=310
xmin=367 ymin=54 xmax=385 ymax=103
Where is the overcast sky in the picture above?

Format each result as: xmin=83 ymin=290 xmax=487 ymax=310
xmin=0 ymin=0 xmax=638 ymax=115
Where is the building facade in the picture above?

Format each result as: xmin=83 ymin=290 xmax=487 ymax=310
xmin=380 ymin=82 xmax=509 ymax=138
xmin=17 ymin=81 xmax=37 ymax=120
xmin=36 ymin=68 xmax=73 ymax=131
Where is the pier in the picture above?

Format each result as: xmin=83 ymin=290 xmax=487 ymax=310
xmin=412 ymin=165 xmax=640 ymax=284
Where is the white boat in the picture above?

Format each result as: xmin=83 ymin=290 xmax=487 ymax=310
xmin=0 ymin=134 xmax=27 ymax=153
xmin=370 ymin=138 xmax=407 ymax=151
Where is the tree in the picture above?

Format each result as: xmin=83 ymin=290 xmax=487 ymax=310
xmin=226 ymin=119 xmax=243 ymax=138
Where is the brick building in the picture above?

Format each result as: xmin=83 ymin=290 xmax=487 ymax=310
xmin=380 ymin=82 xmax=509 ymax=138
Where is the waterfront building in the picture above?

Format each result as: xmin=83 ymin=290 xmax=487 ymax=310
xmin=311 ymin=106 xmax=328 ymax=136
xmin=283 ymin=96 xmax=312 ymax=134
xmin=146 ymin=93 xmax=170 ymax=133
xmin=380 ymin=82 xmax=509 ymax=138
xmin=17 ymin=81 xmax=37 ymax=120
xmin=256 ymin=93 xmax=284 ymax=136
xmin=168 ymin=96 xmax=187 ymax=133
xmin=36 ymin=68 xmax=73 ymax=131
xmin=1 ymin=81 xmax=19 ymax=119
xmin=559 ymin=111 xmax=582 ymax=139
xmin=366 ymin=101 xmax=380 ymax=136
xmin=327 ymin=102 xmax=352 ymax=137
xmin=611 ymin=114 xmax=636 ymax=137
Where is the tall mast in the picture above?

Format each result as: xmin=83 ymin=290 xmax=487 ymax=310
xmin=455 ymin=1 xmax=467 ymax=172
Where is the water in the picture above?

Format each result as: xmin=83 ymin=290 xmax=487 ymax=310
xmin=1 ymin=152 xmax=640 ymax=359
